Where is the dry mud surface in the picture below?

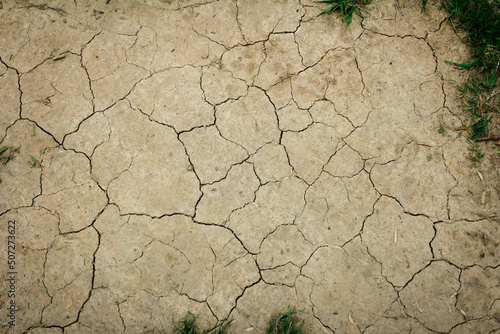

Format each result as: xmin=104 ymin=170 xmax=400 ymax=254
xmin=0 ymin=0 xmax=499 ymax=333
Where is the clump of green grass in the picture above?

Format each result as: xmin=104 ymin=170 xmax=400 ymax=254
xmin=173 ymin=312 xmax=196 ymax=334
xmin=470 ymin=148 xmax=485 ymax=162
xmin=316 ymin=0 xmax=370 ymax=27
xmin=443 ymin=0 xmax=500 ymax=77
xmin=443 ymin=0 xmax=500 ymax=141
xmin=172 ymin=312 xmax=232 ymax=334
xmin=469 ymin=115 xmax=492 ymax=141
xmin=454 ymin=75 xmax=498 ymax=140
xmin=267 ymin=306 xmax=305 ymax=334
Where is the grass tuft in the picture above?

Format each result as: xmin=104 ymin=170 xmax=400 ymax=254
xmin=470 ymin=148 xmax=485 ymax=162
xmin=316 ymin=0 xmax=370 ymax=27
xmin=267 ymin=306 xmax=305 ymax=334
xmin=469 ymin=115 xmax=491 ymax=141
xmin=172 ymin=313 xmax=233 ymax=334
xmin=173 ymin=312 xmax=196 ymax=334
xmin=443 ymin=0 xmax=500 ymax=141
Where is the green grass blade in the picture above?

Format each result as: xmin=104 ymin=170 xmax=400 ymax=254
xmin=3 ymin=153 xmax=13 ymax=165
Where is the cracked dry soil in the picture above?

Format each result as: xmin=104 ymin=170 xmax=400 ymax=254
xmin=0 ymin=0 xmax=499 ymax=333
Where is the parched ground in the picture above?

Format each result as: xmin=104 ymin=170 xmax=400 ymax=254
xmin=0 ymin=0 xmax=499 ymax=333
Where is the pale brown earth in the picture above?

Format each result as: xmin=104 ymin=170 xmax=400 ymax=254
xmin=0 ymin=0 xmax=499 ymax=333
